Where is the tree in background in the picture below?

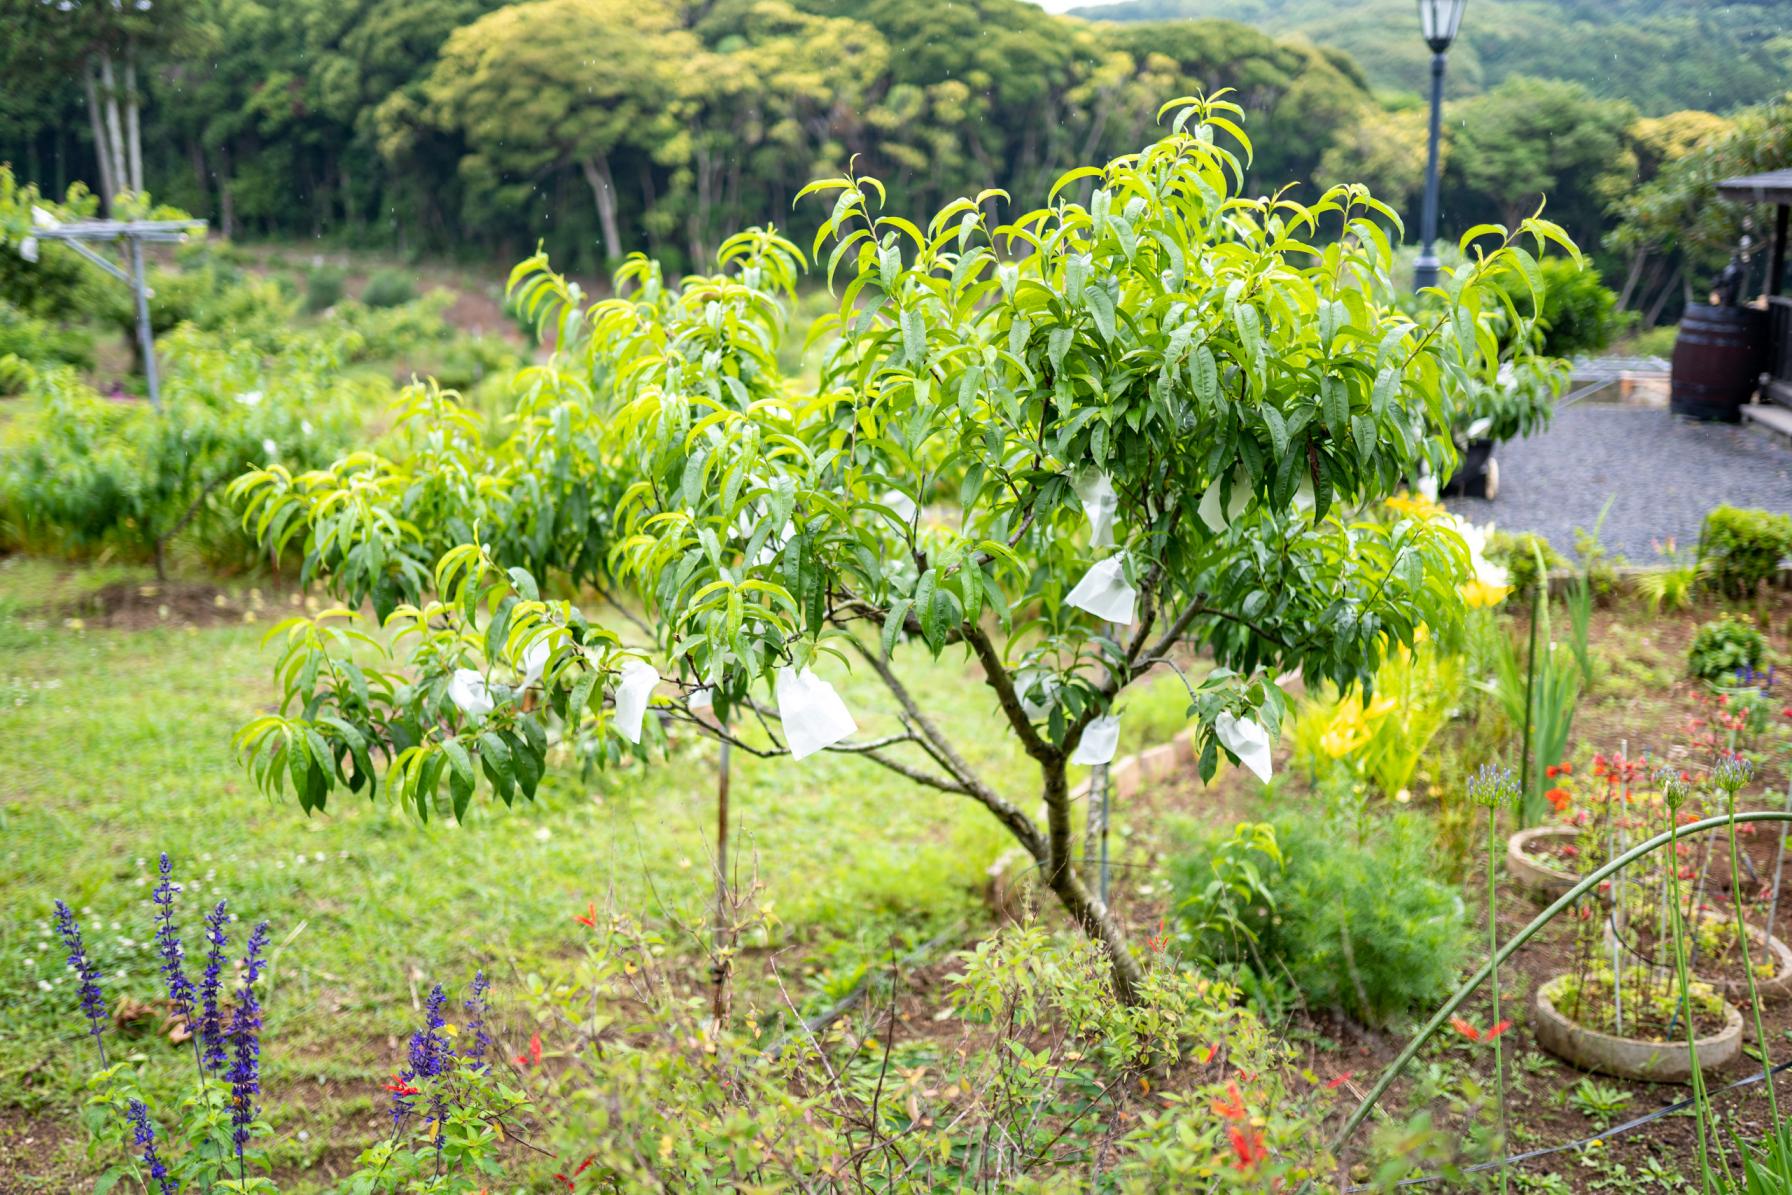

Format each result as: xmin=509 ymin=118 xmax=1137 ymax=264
xmin=423 ymin=0 xmax=695 ymax=267
xmin=1612 ymin=95 xmax=1792 ymax=325
xmin=1448 ymin=76 xmax=1636 ymax=248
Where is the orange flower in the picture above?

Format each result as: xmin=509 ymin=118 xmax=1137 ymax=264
xmin=1210 ymin=1081 xmax=1248 ymax=1121
xmin=574 ymin=901 xmax=597 ymax=927
xmin=1545 ymin=787 xmax=1572 ymax=813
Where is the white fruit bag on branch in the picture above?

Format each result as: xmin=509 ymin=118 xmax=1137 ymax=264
xmin=1073 ymin=469 xmax=1117 ymax=548
xmin=776 ymin=666 xmax=858 ymax=761
xmin=1071 ymin=714 xmax=1121 ymax=765
xmin=1214 ymin=712 xmax=1273 ymax=783
xmin=1066 ymin=556 xmax=1137 ymax=624
xmin=613 ymin=659 xmax=660 ymax=744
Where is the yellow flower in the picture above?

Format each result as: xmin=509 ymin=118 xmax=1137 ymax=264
xmin=1386 ymin=490 xmax=1446 ymax=522
xmin=1321 ymin=724 xmax=1371 ymax=758
xmin=1460 ymin=579 xmax=1512 ymax=609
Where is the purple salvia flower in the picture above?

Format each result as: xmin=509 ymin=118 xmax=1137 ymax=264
xmin=125 ymin=1099 xmax=179 ymax=1195
xmin=225 ymin=920 xmax=270 ymax=1162
xmin=152 ymin=855 xmax=195 ymax=1027
xmin=393 ymin=984 xmax=450 ymax=1142
xmin=462 ymin=970 xmax=490 ymax=1068
xmin=52 ymin=900 xmax=107 ymax=1062
xmin=197 ymin=901 xmax=229 ymax=1073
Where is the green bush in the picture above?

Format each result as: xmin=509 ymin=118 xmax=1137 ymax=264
xmin=1688 ymin=613 xmax=1767 ymax=683
xmin=0 ymin=323 xmax=372 ymax=571
xmin=1533 ymin=257 xmax=1631 ymax=358
xmin=304 ymin=264 xmax=347 ymax=313
xmin=1701 ymin=505 xmax=1792 ymax=597
xmin=1486 ymin=529 xmax=1566 ymax=596
xmin=361 ymin=268 xmax=418 ymax=309
xmin=1170 ymin=811 xmax=1469 ymax=1027
xmin=0 ymin=302 xmax=93 ymax=380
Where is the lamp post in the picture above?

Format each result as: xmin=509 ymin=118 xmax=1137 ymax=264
xmin=1413 ymin=0 xmax=1467 ymax=291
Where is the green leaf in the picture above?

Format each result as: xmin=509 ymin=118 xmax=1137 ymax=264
xmin=1320 ymin=376 xmax=1348 ymax=441
xmin=1086 ymin=286 xmax=1116 ymax=344
xmin=882 ymin=598 xmax=912 ymax=660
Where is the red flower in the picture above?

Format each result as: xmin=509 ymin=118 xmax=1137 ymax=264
xmin=1545 ymin=787 xmax=1572 ymax=813
xmin=1228 ymin=1124 xmax=1267 ymax=1172
xmin=514 ymin=1033 xmax=542 ymax=1067
xmin=1325 ymin=1072 xmax=1354 ymax=1090
xmin=1451 ymin=1017 xmax=1511 ymax=1043
xmin=574 ymin=901 xmax=597 ymax=928
xmin=384 ymin=1075 xmax=421 ymax=1096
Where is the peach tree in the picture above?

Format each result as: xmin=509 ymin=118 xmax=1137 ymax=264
xmin=232 ymin=96 xmax=1567 ymax=998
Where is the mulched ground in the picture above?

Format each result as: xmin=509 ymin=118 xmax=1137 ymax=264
xmin=1450 ymin=402 xmax=1792 ymax=562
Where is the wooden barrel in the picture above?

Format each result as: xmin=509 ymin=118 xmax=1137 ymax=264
xmin=1671 ymin=304 xmax=1769 ymax=421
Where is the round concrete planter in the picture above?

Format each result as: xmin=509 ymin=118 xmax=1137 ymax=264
xmin=1507 ymin=826 xmax=1582 ymax=899
xmin=1604 ymin=916 xmax=1792 ymax=1002
xmin=1696 ymin=920 xmax=1792 ymax=1003
xmin=1534 ymin=973 xmax=1742 ymax=1083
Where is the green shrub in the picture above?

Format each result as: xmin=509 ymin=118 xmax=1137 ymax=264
xmin=1486 ymin=529 xmax=1566 ymax=596
xmin=304 ymin=264 xmax=347 ymax=313
xmin=1533 ymin=257 xmax=1631 ymax=358
xmin=1701 ymin=505 xmax=1792 ymax=597
xmin=0 ymin=323 xmax=372 ymax=571
xmin=361 ymin=268 xmax=417 ymax=309
xmin=0 ymin=302 xmax=93 ymax=379
xmin=1170 ymin=811 xmax=1469 ymax=1027
xmin=1688 ymin=613 xmax=1767 ymax=683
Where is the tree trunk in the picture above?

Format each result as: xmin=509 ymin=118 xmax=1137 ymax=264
xmin=579 ymin=154 xmax=622 ymax=269
xmin=1617 ymin=247 xmax=1646 ymax=312
xmin=84 ymin=64 xmax=117 ymax=209
xmin=1042 ymin=756 xmax=1142 ymax=1003
xmin=215 ymin=143 xmax=236 ymax=239
xmin=123 ymin=46 xmax=144 ymax=193
xmin=99 ymin=52 xmax=130 ymax=200
xmin=1644 ymin=263 xmax=1683 ymax=327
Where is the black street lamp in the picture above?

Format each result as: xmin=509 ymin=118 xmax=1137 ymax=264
xmin=1414 ymin=0 xmax=1467 ymax=291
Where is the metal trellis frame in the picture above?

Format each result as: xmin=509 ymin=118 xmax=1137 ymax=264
xmin=18 ymin=209 xmax=207 ymax=407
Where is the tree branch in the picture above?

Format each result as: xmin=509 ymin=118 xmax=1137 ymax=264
xmin=850 ymin=636 xmax=1046 ymax=862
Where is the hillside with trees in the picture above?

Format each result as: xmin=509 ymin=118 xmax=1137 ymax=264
xmin=1069 ymin=0 xmax=1792 ymax=117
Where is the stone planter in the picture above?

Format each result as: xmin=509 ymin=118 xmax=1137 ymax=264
xmin=1604 ymin=913 xmax=1792 ymax=1002
xmin=1507 ymin=826 xmax=1581 ymax=899
xmin=1534 ymin=973 xmax=1742 ymax=1082
xmin=1691 ymin=919 xmax=1792 ymax=1003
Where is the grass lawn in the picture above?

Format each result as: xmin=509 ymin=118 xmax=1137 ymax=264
xmin=0 ymin=553 xmax=1192 ymax=1189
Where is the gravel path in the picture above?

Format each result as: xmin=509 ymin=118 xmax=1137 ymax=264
xmin=1449 ymin=404 xmax=1792 ymax=561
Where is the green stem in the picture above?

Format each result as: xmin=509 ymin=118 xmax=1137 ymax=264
xmin=1726 ymin=789 xmax=1782 ymax=1128
xmin=1666 ymin=809 xmax=1715 ymax=1192
xmin=1322 ymin=809 xmax=1792 ymax=1172
xmin=1486 ymin=804 xmax=1508 ymax=1195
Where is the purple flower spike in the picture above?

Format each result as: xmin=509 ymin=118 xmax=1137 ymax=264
xmin=152 ymin=855 xmax=196 ymax=1028
xmin=125 ymin=1099 xmax=179 ymax=1195
xmin=197 ymin=902 xmax=229 ymax=1073
xmin=463 ymin=971 xmax=491 ymax=1068
xmin=394 ymin=983 xmax=450 ymax=1145
xmin=52 ymin=900 xmax=107 ymax=1061
xmin=225 ymin=920 xmax=270 ymax=1162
